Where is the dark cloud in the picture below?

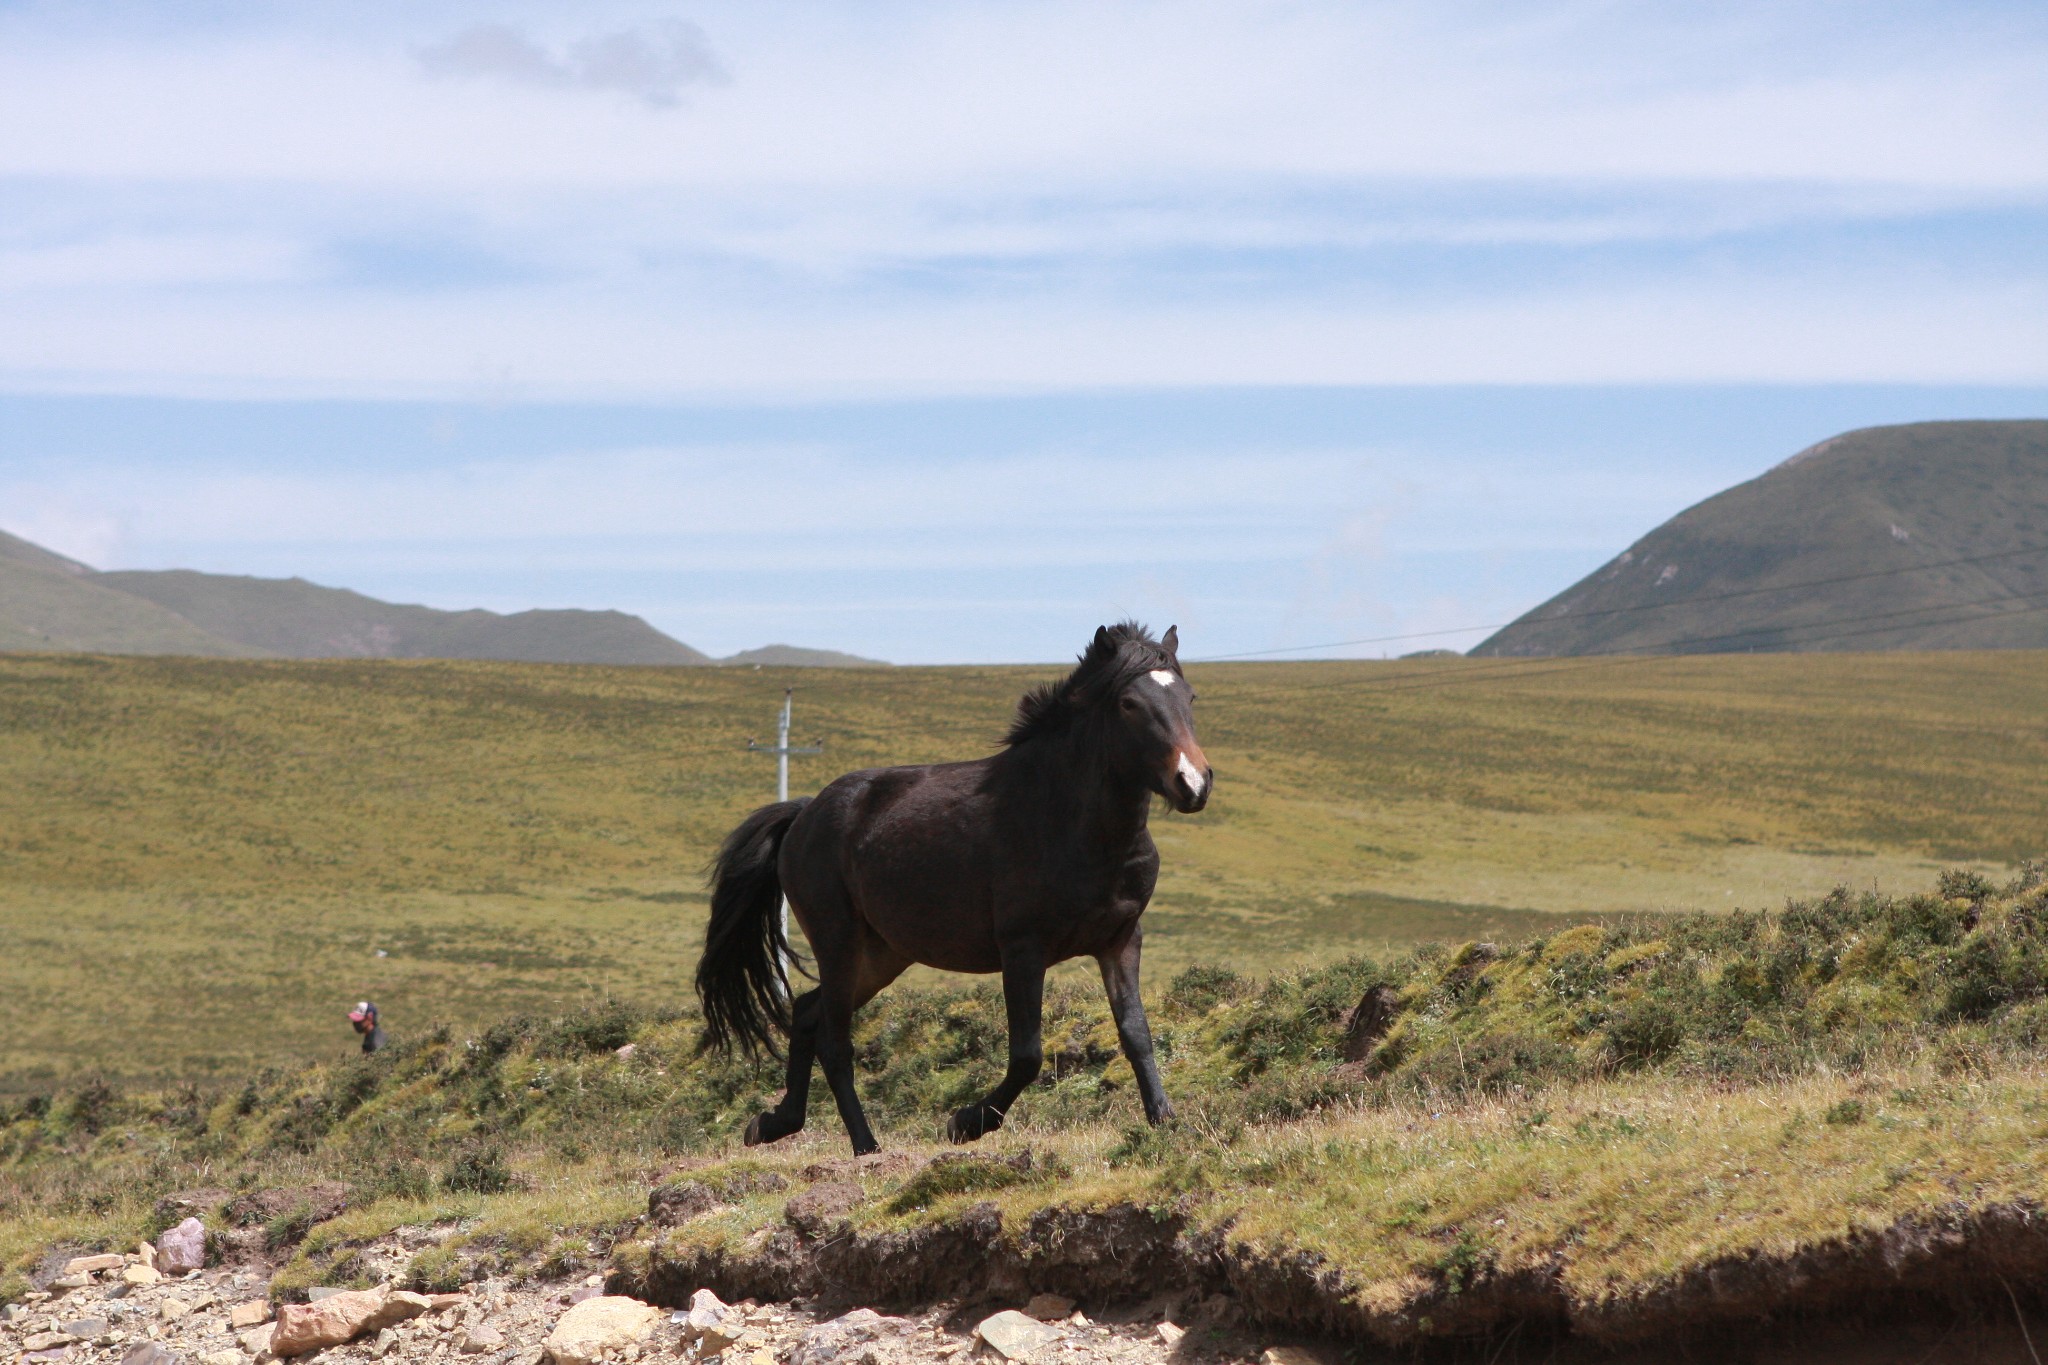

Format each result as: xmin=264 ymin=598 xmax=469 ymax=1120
xmin=418 ymin=19 xmax=728 ymax=106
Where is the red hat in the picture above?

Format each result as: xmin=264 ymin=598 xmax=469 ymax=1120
xmin=348 ymin=1001 xmax=375 ymax=1023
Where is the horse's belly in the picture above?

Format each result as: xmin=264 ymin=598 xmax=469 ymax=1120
xmin=845 ymin=827 xmax=1003 ymax=972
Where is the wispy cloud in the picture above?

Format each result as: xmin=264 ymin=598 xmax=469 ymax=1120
xmin=0 ymin=0 xmax=2039 ymax=398
xmin=416 ymin=19 xmax=727 ymax=107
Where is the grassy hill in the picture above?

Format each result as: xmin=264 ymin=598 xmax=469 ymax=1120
xmin=0 ymin=531 xmax=260 ymax=657
xmin=0 ymin=527 xmax=886 ymax=665
xmin=97 ymin=569 xmax=713 ymax=665
xmin=1475 ymin=420 xmax=2048 ymax=656
xmin=0 ymin=650 xmax=2042 ymax=1090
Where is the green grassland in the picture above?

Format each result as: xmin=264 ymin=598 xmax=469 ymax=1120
xmin=8 ymin=869 xmax=2048 ymax=1345
xmin=2 ymin=650 xmax=2044 ymax=1088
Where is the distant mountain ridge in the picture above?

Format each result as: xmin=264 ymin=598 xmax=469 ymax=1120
xmin=0 ymin=530 xmax=886 ymax=666
xmin=1473 ymin=420 xmax=2048 ymax=657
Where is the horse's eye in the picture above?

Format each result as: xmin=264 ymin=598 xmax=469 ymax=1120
xmin=1120 ymin=696 xmax=1140 ymax=711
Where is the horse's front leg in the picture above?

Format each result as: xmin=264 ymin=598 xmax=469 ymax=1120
xmin=948 ymin=944 xmax=1046 ymax=1143
xmin=1098 ymin=924 xmax=1173 ymax=1125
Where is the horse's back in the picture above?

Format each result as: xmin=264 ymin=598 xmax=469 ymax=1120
xmin=781 ymin=758 xmax=1003 ymax=970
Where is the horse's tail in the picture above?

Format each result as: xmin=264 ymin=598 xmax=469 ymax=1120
xmin=696 ymin=798 xmax=811 ymax=1059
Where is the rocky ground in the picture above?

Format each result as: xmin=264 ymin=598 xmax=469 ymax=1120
xmin=2 ymin=1236 xmax=1304 ymax=1365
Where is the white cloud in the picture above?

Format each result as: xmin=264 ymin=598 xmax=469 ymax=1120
xmin=0 ymin=2 xmax=2041 ymax=397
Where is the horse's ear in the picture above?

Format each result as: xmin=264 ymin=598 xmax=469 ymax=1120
xmin=1162 ymin=625 xmax=1179 ymax=659
xmin=1093 ymin=624 xmax=1113 ymax=650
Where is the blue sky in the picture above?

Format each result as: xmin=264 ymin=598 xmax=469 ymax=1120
xmin=2 ymin=2 xmax=2045 ymax=661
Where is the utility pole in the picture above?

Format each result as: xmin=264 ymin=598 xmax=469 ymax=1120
xmin=747 ymin=688 xmax=821 ymax=976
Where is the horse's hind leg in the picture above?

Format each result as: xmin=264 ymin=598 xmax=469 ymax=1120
xmin=815 ymin=941 xmax=908 ymax=1155
xmin=948 ymin=944 xmax=1046 ymax=1143
xmin=744 ymin=988 xmax=820 ymax=1146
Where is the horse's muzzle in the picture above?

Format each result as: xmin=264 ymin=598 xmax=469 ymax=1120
xmin=1170 ymin=763 xmax=1213 ymax=813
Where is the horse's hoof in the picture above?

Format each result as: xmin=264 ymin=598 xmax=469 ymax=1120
xmin=744 ymin=1114 xmax=767 ymax=1146
xmin=946 ymin=1105 xmax=997 ymax=1143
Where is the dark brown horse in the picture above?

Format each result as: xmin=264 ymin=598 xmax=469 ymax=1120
xmin=695 ymin=622 xmax=1211 ymax=1154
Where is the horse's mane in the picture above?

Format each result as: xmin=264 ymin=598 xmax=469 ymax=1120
xmin=1005 ymin=621 xmax=1177 ymax=747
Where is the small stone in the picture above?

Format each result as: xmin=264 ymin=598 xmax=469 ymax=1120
xmin=678 ymin=1289 xmax=739 ymax=1356
xmin=62 ymin=1255 xmax=127 ymax=1277
xmin=201 ymin=1351 xmax=244 ymax=1365
xmin=137 ymin=1242 xmax=158 ymax=1271
xmin=1022 ymin=1296 xmax=1072 ymax=1323
xmin=613 ymin=1044 xmax=636 ymax=1059
xmin=1157 ymin=1322 xmax=1184 ymax=1346
xmin=51 ymin=1275 xmax=92 ymax=1291
xmin=123 ymin=1344 xmax=182 ymax=1365
xmin=1259 ymin=1350 xmax=1327 ymax=1365
xmin=155 ymin=1221 xmax=209 ymax=1277
xmin=373 ymin=1328 xmax=400 ymax=1358
xmin=427 ymin=1295 xmax=470 ymax=1312
xmin=23 ymin=1332 xmax=76 ymax=1351
xmin=228 ymin=1303 xmax=272 ymax=1329
xmin=161 ymin=1301 xmax=192 ymax=1323
xmin=304 ymin=1289 xmax=347 ymax=1303
xmin=973 ymin=1312 xmax=1060 ymax=1363
xmin=124 ymin=1266 xmax=164 ymax=1287
xmin=506 ymin=1347 xmax=545 ymax=1365
xmin=541 ymin=1296 xmax=657 ymax=1365
xmin=60 ymin=1318 xmax=111 ymax=1338
xmin=237 ymin=1326 xmax=275 ymax=1357
xmin=459 ymin=1323 xmax=506 ymax=1354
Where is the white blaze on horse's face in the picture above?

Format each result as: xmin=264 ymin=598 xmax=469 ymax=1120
xmin=1176 ymin=752 xmax=1206 ymax=797
xmin=1149 ymin=669 xmax=1176 ymax=687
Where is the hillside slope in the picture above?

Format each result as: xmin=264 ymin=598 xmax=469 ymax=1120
xmin=721 ymin=643 xmax=889 ymax=667
xmin=97 ymin=569 xmax=713 ymax=664
xmin=0 ymin=531 xmax=260 ymax=656
xmin=1474 ymin=419 xmax=2048 ymax=656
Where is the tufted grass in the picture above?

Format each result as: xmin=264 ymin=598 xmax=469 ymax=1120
xmin=7 ymin=867 xmax=2048 ymax=1326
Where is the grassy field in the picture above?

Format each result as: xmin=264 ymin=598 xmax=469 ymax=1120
xmin=1 ymin=650 xmax=2044 ymax=1088
xmin=8 ymin=869 xmax=2048 ymax=1346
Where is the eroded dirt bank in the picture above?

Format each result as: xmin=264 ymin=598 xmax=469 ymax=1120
xmin=618 ymin=1187 xmax=2048 ymax=1358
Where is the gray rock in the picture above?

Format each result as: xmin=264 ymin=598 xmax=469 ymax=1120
xmin=975 ymin=1310 xmax=1062 ymax=1361
xmin=155 ymin=1220 xmax=208 ymax=1277
xmin=789 ymin=1308 xmax=911 ymax=1365
xmin=460 ymin=1322 xmax=506 ymax=1353
xmin=123 ymin=1344 xmax=183 ymax=1365
xmin=506 ymin=1346 xmax=545 ymax=1365
xmin=60 ymin=1318 xmax=111 ymax=1338
xmin=304 ymin=1288 xmax=348 ymax=1303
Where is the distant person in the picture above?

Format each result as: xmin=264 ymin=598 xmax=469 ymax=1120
xmin=348 ymin=1001 xmax=386 ymax=1053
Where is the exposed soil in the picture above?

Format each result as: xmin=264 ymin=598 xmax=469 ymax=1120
xmin=15 ymin=1185 xmax=2048 ymax=1365
xmin=619 ymin=1185 xmax=2048 ymax=1361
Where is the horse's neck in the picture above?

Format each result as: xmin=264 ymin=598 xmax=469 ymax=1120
xmin=1008 ymin=730 xmax=1151 ymax=851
